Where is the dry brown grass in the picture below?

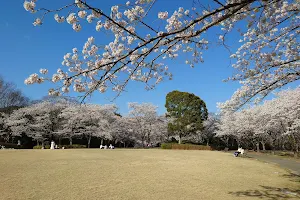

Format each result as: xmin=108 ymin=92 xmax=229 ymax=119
xmin=0 ymin=149 xmax=299 ymax=200
xmin=161 ymin=143 xmax=212 ymax=150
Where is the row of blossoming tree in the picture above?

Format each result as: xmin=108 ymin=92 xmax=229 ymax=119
xmin=1 ymin=88 xmax=299 ymax=151
xmin=0 ymin=99 xmax=169 ymax=148
xmin=217 ymin=87 xmax=300 ymax=156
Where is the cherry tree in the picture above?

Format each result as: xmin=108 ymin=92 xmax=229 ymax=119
xmin=110 ymin=116 xmax=135 ymax=147
xmin=151 ymin=115 xmax=168 ymax=144
xmin=273 ymin=88 xmax=300 ymax=155
xmin=244 ymin=88 xmax=300 ymax=153
xmin=0 ymin=112 xmax=10 ymax=142
xmin=219 ymin=106 xmax=274 ymax=150
xmin=22 ymin=0 xmax=299 ymax=109
xmin=286 ymin=118 xmax=300 ymax=155
xmin=200 ymin=113 xmax=220 ymax=146
xmin=63 ymin=104 xmax=117 ymax=148
xmin=250 ymin=101 xmax=283 ymax=151
xmin=128 ymin=102 xmax=159 ymax=147
xmin=217 ymin=87 xmax=300 ymax=154
xmin=6 ymin=100 xmax=70 ymax=146
xmin=216 ymin=111 xmax=245 ymax=148
xmin=97 ymin=104 xmax=120 ymax=146
xmin=57 ymin=104 xmax=82 ymax=145
xmin=6 ymin=106 xmax=40 ymax=144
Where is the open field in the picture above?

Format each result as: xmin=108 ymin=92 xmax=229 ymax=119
xmin=0 ymin=149 xmax=299 ymax=200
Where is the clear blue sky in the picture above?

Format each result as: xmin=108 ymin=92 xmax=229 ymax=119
xmin=0 ymin=0 xmax=248 ymax=114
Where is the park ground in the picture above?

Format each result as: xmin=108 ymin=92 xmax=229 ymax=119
xmin=0 ymin=149 xmax=299 ymax=200
xmin=246 ymin=151 xmax=300 ymax=175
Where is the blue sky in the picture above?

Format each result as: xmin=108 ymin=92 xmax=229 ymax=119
xmin=0 ymin=0 xmax=250 ymax=114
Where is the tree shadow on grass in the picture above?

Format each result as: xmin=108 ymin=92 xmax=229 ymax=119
xmin=229 ymin=185 xmax=300 ymax=200
xmin=282 ymin=173 xmax=300 ymax=183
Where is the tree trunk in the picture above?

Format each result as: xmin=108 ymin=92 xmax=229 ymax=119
xmin=237 ymin=139 xmax=240 ymax=148
xmin=59 ymin=137 xmax=62 ymax=145
xmin=256 ymin=142 xmax=260 ymax=153
xmin=271 ymin=145 xmax=275 ymax=155
xmin=69 ymin=137 xmax=72 ymax=145
xmin=294 ymin=143 xmax=299 ymax=158
xmin=178 ymin=136 xmax=182 ymax=144
xmin=37 ymin=140 xmax=40 ymax=146
xmin=261 ymin=142 xmax=266 ymax=151
xmin=225 ymin=137 xmax=229 ymax=148
xmin=271 ymin=144 xmax=275 ymax=155
xmin=282 ymin=143 xmax=286 ymax=151
xmin=87 ymin=135 xmax=91 ymax=148
xmin=124 ymin=142 xmax=126 ymax=148
xmin=147 ymin=132 xmax=150 ymax=144
xmin=206 ymin=139 xmax=209 ymax=146
xmin=294 ymin=151 xmax=298 ymax=158
xmin=269 ymin=140 xmax=275 ymax=154
xmin=4 ymin=134 xmax=10 ymax=143
xmin=141 ymin=137 xmax=145 ymax=148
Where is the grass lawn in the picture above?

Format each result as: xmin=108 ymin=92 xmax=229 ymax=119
xmin=0 ymin=149 xmax=299 ymax=200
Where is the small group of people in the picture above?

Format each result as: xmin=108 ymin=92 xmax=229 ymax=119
xmin=100 ymin=144 xmax=115 ymax=149
xmin=147 ymin=143 xmax=153 ymax=148
xmin=234 ymin=147 xmax=245 ymax=157
xmin=49 ymin=141 xmax=64 ymax=149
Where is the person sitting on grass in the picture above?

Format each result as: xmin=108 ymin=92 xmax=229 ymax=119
xmin=239 ymin=148 xmax=245 ymax=155
xmin=234 ymin=147 xmax=244 ymax=157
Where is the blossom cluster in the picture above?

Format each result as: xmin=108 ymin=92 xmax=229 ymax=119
xmin=24 ymin=73 xmax=44 ymax=84
xmin=23 ymin=0 xmax=36 ymax=13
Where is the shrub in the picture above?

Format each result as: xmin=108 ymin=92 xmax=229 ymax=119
xmin=33 ymin=145 xmax=50 ymax=149
xmin=161 ymin=143 xmax=172 ymax=149
xmin=0 ymin=142 xmax=22 ymax=149
xmin=161 ymin=143 xmax=212 ymax=150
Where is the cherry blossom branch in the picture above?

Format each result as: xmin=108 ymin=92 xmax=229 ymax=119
xmin=79 ymin=0 xmax=146 ymax=42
